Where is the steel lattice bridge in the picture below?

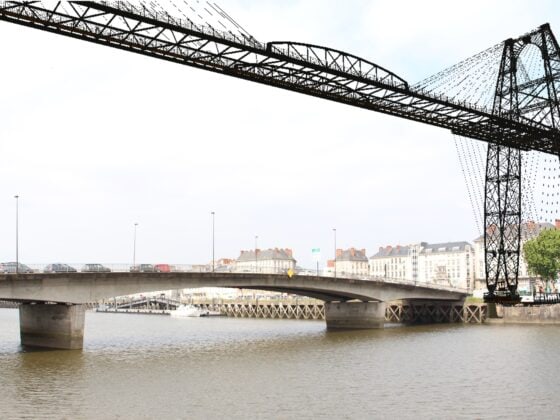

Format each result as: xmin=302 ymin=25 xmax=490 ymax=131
xmin=1 ymin=1 xmax=559 ymax=303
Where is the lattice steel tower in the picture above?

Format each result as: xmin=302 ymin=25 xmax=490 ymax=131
xmin=485 ymin=24 xmax=560 ymax=301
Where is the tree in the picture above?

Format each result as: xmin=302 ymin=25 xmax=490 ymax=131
xmin=523 ymin=228 xmax=560 ymax=292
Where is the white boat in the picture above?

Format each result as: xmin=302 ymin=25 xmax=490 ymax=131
xmin=170 ymin=304 xmax=203 ymax=318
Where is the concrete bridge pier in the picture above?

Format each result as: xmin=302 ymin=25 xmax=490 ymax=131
xmin=19 ymin=303 xmax=85 ymax=350
xmin=325 ymin=301 xmax=386 ymax=329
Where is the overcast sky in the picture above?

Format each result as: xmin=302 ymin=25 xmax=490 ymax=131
xmin=0 ymin=0 xmax=559 ymax=268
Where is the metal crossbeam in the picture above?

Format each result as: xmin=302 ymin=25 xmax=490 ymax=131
xmin=0 ymin=1 xmax=559 ymax=154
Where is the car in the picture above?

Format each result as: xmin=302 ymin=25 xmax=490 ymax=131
xmin=297 ymin=270 xmax=317 ymax=276
xmin=520 ymin=295 xmax=534 ymax=304
xmin=43 ymin=263 xmax=77 ymax=273
xmin=130 ymin=264 xmax=155 ymax=273
xmin=81 ymin=264 xmax=111 ymax=273
xmin=154 ymin=264 xmax=174 ymax=273
xmin=0 ymin=262 xmax=34 ymax=274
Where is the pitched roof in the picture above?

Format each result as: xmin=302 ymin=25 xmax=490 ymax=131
xmin=420 ymin=242 xmax=471 ymax=254
xmin=371 ymin=241 xmax=473 ymax=258
xmin=237 ymin=248 xmax=296 ymax=263
xmin=336 ymin=248 xmax=368 ymax=262
xmin=371 ymin=245 xmax=411 ymax=258
xmin=473 ymin=222 xmax=555 ymax=242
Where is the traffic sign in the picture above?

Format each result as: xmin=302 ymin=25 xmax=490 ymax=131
xmin=312 ymin=248 xmax=321 ymax=262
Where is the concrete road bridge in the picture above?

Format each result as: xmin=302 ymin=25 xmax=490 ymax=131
xmin=0 ymin=272 xmax=467 ymax=350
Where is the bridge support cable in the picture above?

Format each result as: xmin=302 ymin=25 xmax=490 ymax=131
xmin=454 ymin=134 xmax=484 ymax=234
xmin=485 ymin=24 xmax=560 ymax=302
xmin=0 ymin=1 xmax=558 ymax=153
xmin=414 ymin=43 xmax=504 ymax=111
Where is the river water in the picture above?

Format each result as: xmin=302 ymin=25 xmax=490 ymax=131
xmin=0 ymin=309 xmax=558 ymax=419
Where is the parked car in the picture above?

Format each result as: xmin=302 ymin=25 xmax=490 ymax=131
xmin=81 ymin=264 xmax=111 ymax=273
xmin=130 ymin=264 xmax=155 ymax=273
xmin=154 ymin=264 xmax=174 ymax=273
xmin=43 ymin=263 xmax=77 ymax=273
xmin=0 ymin=262 xmax=34 ymax=274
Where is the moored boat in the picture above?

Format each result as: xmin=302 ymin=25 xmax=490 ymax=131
xmin=170 ymin=304 xmax=203 ymax=318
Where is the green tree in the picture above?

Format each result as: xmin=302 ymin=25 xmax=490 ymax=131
xmin=523 ymin=228 xmax=560 ymax=292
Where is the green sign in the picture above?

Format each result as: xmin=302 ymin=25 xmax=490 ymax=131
xmin=312 ymin=248 xmax=321 ymax=262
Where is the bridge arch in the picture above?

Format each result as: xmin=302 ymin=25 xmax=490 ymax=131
xmin=266 ymin=41 xmax=409 ymax=89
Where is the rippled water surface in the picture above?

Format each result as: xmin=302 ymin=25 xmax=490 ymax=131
xmin=0 ymin=308 xmax=559 ymax=419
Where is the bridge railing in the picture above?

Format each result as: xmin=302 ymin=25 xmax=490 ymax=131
xmin=3 ymin=263 xmax=468 ymax=293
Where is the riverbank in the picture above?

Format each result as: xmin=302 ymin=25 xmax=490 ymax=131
xmin=498 ymin=304 xmax=560 ymax=324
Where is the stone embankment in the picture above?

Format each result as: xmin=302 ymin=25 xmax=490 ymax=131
xmin=495 ymin=304 xmax=560 ymax=324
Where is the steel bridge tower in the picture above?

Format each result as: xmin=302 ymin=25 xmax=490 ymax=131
xmin=485 ymin=24 xmax=560 ymax=302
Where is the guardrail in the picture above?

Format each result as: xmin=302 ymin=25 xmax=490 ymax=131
xmin=0 ymin=263 xmax=468 ymax=294
xmin=533 ymin=293 xmax=560 ymax=304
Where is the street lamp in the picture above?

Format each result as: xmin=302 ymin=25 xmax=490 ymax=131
xmin=133 ymin=222 xmax=139 ymax=268
xmin=255 ymin=235 xmax=258 ymax=273
xmin=14 ymin=195 xmax=19 ymax=274
xmin=333 ymin=228 xmax=337 ymax=279
xmin=211 ymin=212 xmax=215 ymax=272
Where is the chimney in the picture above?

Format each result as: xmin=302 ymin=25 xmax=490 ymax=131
xmin=351 ymin=248 xmax=356 ymax=257
xmin=285 ymin=248 xmax=293 ymax=257
xmin=361 ymin=249 xmax=366 ymax=256
xmin=556 ymin=220 xmax=560 ymax=230
xmin=336 ymin=249 xmax=343 ymax=258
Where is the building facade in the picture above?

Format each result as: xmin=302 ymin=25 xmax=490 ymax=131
xmin=369 ymin=245 xmax=414 ymax=281
xmin=473 ymin=221 xmax=556 ymax=292
xmin=370 ymin=242 xmax=474 ymax=290
xmin=417 ymin=242 xmax=473 ymax=289
xmin=235 ymin=248 xmax=296 ymax=274
xmin=333 ymin=248 xmax=369 ymax=277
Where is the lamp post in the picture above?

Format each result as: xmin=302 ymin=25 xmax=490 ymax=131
xmin=133 ymin=222 xmax=139 ymax=268
xmin=255 ymin=235 xmax=258 ymax=273
xmin=211 ymin=212 xmax=215 ymax=272
xmin=333 ymin=228 xmax=337 ymax=279
xmin=14 ymin=195 xmax=19 ymax=274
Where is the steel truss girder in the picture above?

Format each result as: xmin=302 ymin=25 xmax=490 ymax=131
xmin=0 ymin=1 xmax=559 ymax=153
xmin=485 ymin=24 xmax=560 ymax=299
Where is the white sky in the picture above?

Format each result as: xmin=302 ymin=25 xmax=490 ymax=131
xmin=0 ymin=0 xmax=558 ymax=268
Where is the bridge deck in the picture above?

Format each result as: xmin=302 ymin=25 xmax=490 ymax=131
xmin=0 ymin=272 xmax=468 ymax=304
